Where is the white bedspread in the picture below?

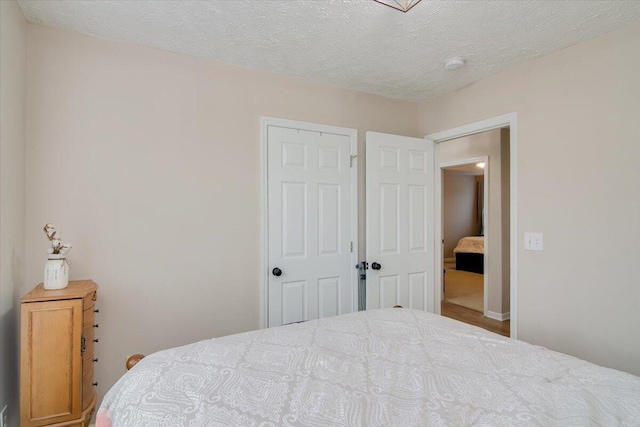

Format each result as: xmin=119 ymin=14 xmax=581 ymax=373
xmin=454 ymin=236 xmax=485 ymax=254
xmin=98 ymin=309 xmax=640 ymax=426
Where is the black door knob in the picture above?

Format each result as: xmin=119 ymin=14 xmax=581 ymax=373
xmin=272 ymin=268 xmax=282 ymax=277
xmin=371 ymin=262 xmax=381 ymax=270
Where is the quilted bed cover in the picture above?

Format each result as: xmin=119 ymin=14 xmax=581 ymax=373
xmin=98 ymin=309 xmax=640 ymax=426
xmin=453 ymin=236 xmax=485 ymax=254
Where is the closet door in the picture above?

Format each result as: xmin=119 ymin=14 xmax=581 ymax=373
xmin=366 ymin=132 xmax=435 ymax=311
xmin=267 ymin=124 xmax=354 ymax=326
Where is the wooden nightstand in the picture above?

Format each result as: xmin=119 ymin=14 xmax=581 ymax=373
xmin=20 ymin=280 xmax=99 ymax=427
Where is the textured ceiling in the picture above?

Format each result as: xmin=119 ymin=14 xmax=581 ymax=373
xmin=16 ymin=0 xmax=640 ymax=101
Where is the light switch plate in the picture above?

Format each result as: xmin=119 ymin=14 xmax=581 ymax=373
xmin=524 ymin=232 xmax=543 ymax=251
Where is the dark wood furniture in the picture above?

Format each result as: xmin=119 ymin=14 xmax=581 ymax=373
xmin=455 ymin=252 xmax=484 ymax=274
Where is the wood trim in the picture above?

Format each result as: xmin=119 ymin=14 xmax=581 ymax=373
xmin=441 ymin=301 xmax=510 ymax=337
xmin=486 ymin=311 xmax=511 ymax=321
xmin=349 ymin=128 xmax=359 ymax=314
xmin=426 ymin=113 xmax=516 ymax=143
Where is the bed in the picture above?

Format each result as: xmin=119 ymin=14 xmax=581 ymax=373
xmin=454 ymin=236 xmax=485 ymax=274
xmin=97 ymin=308 xmax=640 ymax=426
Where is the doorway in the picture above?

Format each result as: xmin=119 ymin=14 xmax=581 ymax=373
xmin=438 ymin=128 xmax=510 ymax=335
xmin=441 ymin=159 xmax=487 ymax=315
xmin=426 ymin=113 xmax=517 ymax=338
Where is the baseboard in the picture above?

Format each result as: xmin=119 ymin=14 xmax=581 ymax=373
xmin=486 ymin=311 xmax=510 ymax=321
xmin=444 ymin=257 xmax=456 ymax=263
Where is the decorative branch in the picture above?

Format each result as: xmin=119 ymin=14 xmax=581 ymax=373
xmin=43 ymin=223 xmax=72 ymax=256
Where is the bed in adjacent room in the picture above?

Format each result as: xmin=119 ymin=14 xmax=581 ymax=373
xmin=97 ymin=308 xmax=640 ymax=426
xmin=454 ymin=235 xmax=485 ymax=274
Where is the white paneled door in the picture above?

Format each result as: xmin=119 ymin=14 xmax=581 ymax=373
xmin=366 ymin=132 xmax=435 ymax=311
xmin=267 ymin=124 xmax=355 ymax=327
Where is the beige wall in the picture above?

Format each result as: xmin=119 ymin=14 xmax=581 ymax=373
xmin=439 ymin=130 xmax=508 ymax=316
xmin=420 ymin=22 xmax=640 ymax=374
xmin=0 ymin=0 xmax=27 ymax=424
xmin=24 ymin=24 xmax=419 ymax=402
xmin=18 ymin=15 xmax=640 ymax=409
xmin=442 ymin=171 xmax=477 ymax=258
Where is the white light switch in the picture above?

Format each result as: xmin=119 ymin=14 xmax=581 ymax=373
xmin=524 ymin=232 xmax=543 ymax=251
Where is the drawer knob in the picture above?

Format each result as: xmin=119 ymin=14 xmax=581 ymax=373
xmin=94 ymin=338 xmax=99 ymax=343
xmin=94 ymin=324 xmax=99 ymax=328
xmin=93 ymin=358 xmax=99 ymax=363
xmin=93 ymin=382 xmax=98 ymax=387
xmin=94 ymin=309 xmax=100 ymax=313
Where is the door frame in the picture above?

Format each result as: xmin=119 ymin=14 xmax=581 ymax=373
xmin=259 ymin=117 xmax=359 ymax=328
xmin=439 ymin=156 xmax=489 ymax=317
xmin=426 ymin=112 xmax=518 ymax=339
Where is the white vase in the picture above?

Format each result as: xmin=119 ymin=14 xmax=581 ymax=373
xmin=44 ymin=254 xmax=69 ymax=290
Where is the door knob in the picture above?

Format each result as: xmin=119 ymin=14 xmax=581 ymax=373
xmin=371 ymin=262 xmax=381 ymax=270
xmin=272 ymin=268 xmax=282 ymax=277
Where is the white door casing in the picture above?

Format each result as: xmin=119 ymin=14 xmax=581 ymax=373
xmin=265 ymin=121 xmax=357 ymax=327
xmin=439 ymin=156 xmax=489 ymax=317
xmin=366 ymin=132 xmax=435 ymax=311
xmin=427 ymin=112 xmax=518 ymax=339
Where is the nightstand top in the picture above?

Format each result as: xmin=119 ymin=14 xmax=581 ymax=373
xmin=22 ymin=280 xmax=98 ymax=303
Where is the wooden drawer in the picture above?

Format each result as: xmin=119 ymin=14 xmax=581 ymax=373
xmin=83 ymin=306 xmax=95 ymax=330
xmin=82 ymin=306 xmax=96 ymax=410
xmin=82 ymin=363 xmax=95 ymax=410
xmin=83 ymin=289 xmax=97 ymax=311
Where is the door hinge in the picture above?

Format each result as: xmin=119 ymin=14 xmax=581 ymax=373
xmin=350 ymin=155 xmax=357 ymax=167
xmin=350 ymin=241 xmax=353 ymax=252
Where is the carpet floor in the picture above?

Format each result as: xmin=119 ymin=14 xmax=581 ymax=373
xmin=443 ymin=264 xmax=483 ymax=312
